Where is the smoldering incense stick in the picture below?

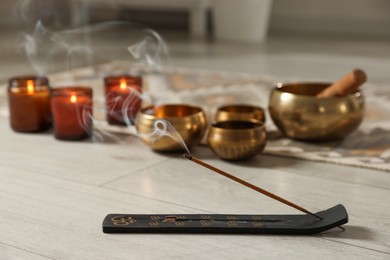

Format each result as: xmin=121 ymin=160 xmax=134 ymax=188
xmin=183 ymin=154 xmax=323 ymax=220
xmin=184 ymin=154 xmax=346 ymax=231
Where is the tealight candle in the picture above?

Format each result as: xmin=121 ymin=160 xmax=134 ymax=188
xmin=51 ymin=87 xmax=93 ymax=141
xmin=8 ymin=76 xmax=51 ymax=132
xmin=104 ymin=75 xmax=142 ymax=125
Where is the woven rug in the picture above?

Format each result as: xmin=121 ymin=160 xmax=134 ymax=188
xmin=1 ymin=61 xmax=390 ymax=171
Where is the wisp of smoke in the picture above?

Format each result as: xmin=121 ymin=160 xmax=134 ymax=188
xmin=13 ymin=0 xmax=64 ymax=30
xmin=13 ymin=0 xmax=187 ymax=153
xmin=90 ymin=87 xmax=192 ymax=154
xmin=128 ymin=28 xmax=170 ymax=70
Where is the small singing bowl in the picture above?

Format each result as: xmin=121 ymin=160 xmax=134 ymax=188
xmin=269 ymin=83 xmax=364 ymax=141
xmin=135 ymin=104 xmax=207 ymax=152
xmin=208 ymin=120 xmax=267 ymax=161
xmin=215 ymin=104 xmax=266 ymax=123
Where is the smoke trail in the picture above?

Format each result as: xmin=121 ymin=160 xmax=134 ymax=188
xmin=13 ymin=0 xmax=34 ymax=26
xmin=49 ymin=21 xmax=186 ymax=151
xmin=49 ymin=21 xmax=170 ymax=69
xmin=128 ymin=28 xmax=170 ymax=70
xmin=120 ymin=90 xmax=191 ymax=154
xmin=13 ymin=0 xmax=64 ymax=30
xmin=12 ymin=0 xmax=191 ymax=152
xmin=97 ymin=86 xmax=192 ymax=154
xmin=19 ymin=21 xmax=51 ymax=75
xmin=142 ymin=119 xmax=192 ymax=155
xmin=50 ymin=31 xmax=94 ymax=77
xmin=121 ymin=88 xmax=149 ymax=129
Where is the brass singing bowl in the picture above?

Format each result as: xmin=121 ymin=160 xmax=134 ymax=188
xmin=215 ymin=104 xmax=266 ymax=123
xmin=208 ymin=120 xmax=267 ymax=161
xmin=269 ymin=83 xmax=364 ymax=141
xmin=135 ymin=104 xmax=207 ymax=152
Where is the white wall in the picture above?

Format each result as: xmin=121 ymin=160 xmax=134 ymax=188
xmin=0 ymin=1 xmax=69 ymax=29
xmin=1 ymin=0 xmax=390 ymax=38
xmin=270 ymin=0 xmax=390 ymax=37
xmin=0 ymin=1 xmax=17 ymax=27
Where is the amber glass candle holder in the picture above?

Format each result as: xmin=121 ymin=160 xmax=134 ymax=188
xmin=51 ymin=87 xmax=93 ymax=141
xmin=8 ymin=76 xmax=51 ymax=132
xmin=104 ymin=75 xmax=142 ymax=125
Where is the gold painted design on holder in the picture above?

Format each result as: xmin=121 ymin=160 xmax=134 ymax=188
xmin=200 ymin=220 xmax=212 ymax=227
xmin=163 ymin=217 xmax=177 ymax=223
xmin=111 ymin=216 xmax=137 ymax=226
xmin=150 ymin=216 xmax=161 ymax=220
xmin=227 ymin=221 xmax=238 ymax=227
xmin=175 ymin=215 xmax=187 ymax=220
xmin=148 ymin=222 xmax=160 ymax=227
xmin=252 ymin=222 xmax=263 ymax=228
xmin=162 ymin=215 xmax=187 ymax=222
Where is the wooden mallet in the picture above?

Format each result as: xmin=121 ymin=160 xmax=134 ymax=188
xmin=317 ymin=69 xmax=367 ymax=98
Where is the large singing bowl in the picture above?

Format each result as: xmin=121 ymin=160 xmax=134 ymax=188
xmin=135 ymin=104 xmax=207 ymax=152
xmin=269 ymin=83 xmax=364 ymax=141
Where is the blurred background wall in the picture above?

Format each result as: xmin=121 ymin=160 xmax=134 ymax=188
xmin=1 ymin=0 xmax=390 ymax=39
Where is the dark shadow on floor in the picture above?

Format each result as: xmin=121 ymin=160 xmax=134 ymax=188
xmin=318 ymin=225 xmax=375 ymax=241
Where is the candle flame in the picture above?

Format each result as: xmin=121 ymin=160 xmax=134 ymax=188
xmin=70 ymin=93 xmax=77 ymax=103
xmin=120 ymin=79 xmax=127 ymax=90
xmin=27 ymin=80 xmax=34 ymax=95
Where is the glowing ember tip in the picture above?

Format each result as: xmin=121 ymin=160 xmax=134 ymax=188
xmin=183 ymin=154 xmax=192 ymax=160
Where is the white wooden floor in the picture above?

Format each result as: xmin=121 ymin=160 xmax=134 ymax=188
xmin=1 ymin=32 xmax=390 ymax=259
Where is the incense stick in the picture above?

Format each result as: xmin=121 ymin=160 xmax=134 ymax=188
xmin=183 ymin=154 xmax=323 ymax=219
xmin=184 ymin=154 xmax=345 ymax=231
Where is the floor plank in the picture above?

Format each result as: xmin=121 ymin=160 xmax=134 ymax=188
xmin=0 ymin=165 xmax=388 ymax=259
xmin=0 ymin=242 xmax=54 ymax=260
xmin=0 ymin=118 xmax=168 ymax=186
xmin=103 ymin=156 xmax=390 ymax=254
xmin=248 ymin=153 xmax=390 ymax=190
xmin=1 ymin=30 xmax=390 ymax=259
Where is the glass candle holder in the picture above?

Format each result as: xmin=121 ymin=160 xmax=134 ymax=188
xmin=51 ymin=87 xmax=93 ymax=141
xmin=104 ymin=75 xmax=142 ymax=125
xmin=8 ymin=76 xmax=51 ymax=132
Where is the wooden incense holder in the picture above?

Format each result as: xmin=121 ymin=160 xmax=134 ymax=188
xmin=102 ymin=205 xmax=348 ymax=235
xmin=102 ymin=155 xmax=348 ymax=235
xmin=317 ymin=69 xmax=367 ymax=98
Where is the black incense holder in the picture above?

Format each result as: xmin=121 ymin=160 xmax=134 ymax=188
xmin=102 ymin=204 xmax=348 ymax=235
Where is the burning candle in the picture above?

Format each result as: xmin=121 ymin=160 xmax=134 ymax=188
xmin=8 ymin=76 xmax=51 ymax=132
xmin=104 ymin=75 xmax=142 ymax=125
xmin=51 ymin=87 xmax=93 ymax=141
